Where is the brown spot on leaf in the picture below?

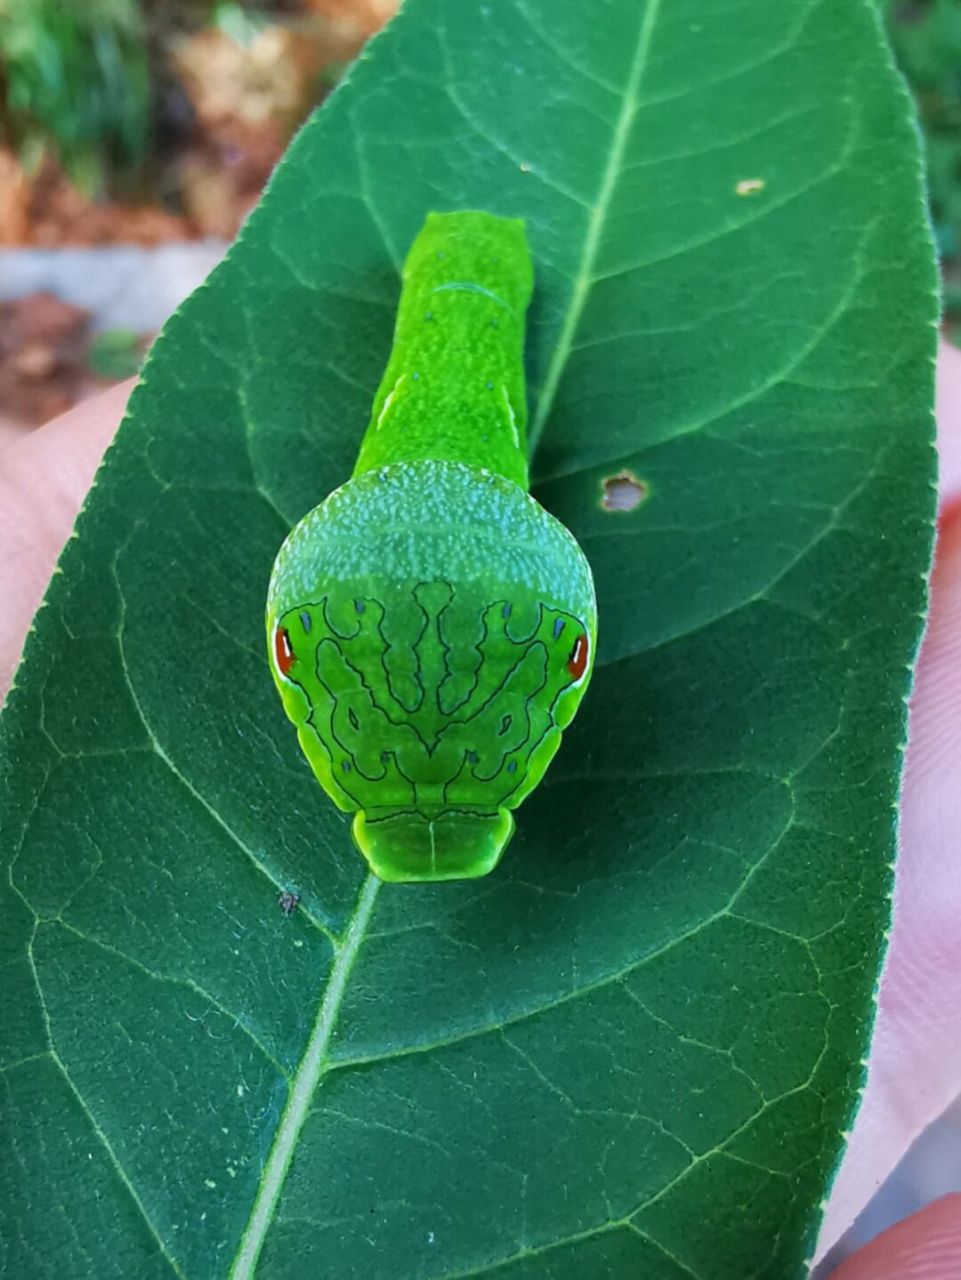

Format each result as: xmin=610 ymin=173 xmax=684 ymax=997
xmin=277 ymin=890 xmax=300 ymax=917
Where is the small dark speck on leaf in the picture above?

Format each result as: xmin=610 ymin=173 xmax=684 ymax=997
xmin=601 ymin=471 xmax=648 ymax=512
xmin=278 ymin=891 xmax=300 ymax=917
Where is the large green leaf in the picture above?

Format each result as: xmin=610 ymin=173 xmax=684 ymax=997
xmin=0 ymin=0 xmax=937 ymax=1276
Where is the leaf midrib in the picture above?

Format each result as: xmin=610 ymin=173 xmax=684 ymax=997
xmin=228 ymin=874 xmax=381 ymax=1279
xmin=526 ymin=0 xmax=664 ymax=457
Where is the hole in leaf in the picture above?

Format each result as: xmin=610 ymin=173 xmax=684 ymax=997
xmin=601 ymin=471 xmax=647 ymax=512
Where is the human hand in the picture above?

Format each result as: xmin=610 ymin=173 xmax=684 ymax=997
xmin=0 ymin=379 xmax=134 ymax=697
xmin=815 ymin=343 xmax=961 ymax=1273
xmin=1 ymin=352 xmax=960 ymax=1273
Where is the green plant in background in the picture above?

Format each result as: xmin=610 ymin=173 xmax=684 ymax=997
xmin=0 ymin=0 xmax=150 ymax=193
xmin=885 ymin=0 xmax=961 ymax=318
xmin=211 ymin=1 xmax=271 ymax=45
xmin=0 ymin=0 xmax=937 ymax=1276
xmin=88 ymin=328 xmax=147 ymax=380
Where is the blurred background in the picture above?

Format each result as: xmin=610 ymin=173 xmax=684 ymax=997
xmin=0 ymin=0 xmax=958 ymax=430
xmin=0 ymin=0 xmax=397 ymax=432
xmin=1 ymin=0 xmax=959 ymax=1268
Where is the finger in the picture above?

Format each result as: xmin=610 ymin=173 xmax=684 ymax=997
xmin=936 ymin=341 xmax=961 ymax=507
xmin=0 ymin=380 xmax=134 ymax=700
xmin=817 ymin=341 xmax=961 ymax=1255
xmin=827 ymin=1194 xmax=961 ymax=1279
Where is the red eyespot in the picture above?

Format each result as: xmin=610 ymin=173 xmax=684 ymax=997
xmin=567 ymin=632 xmax=588 ymax=681
xmin=274 ymin=626 xmax=295 ymax=677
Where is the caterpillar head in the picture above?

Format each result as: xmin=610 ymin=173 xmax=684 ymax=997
xmin=266 ymin=460 xmax=596 ymax=883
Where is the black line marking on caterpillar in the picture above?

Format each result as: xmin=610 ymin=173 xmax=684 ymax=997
xmin=320 ymin=595 xmax=363 ymax=642
xmin=431 ymin=580 xmax=457 ymax=716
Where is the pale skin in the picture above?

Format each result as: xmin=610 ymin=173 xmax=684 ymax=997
xmin=3 ymin=348 xmax=961 ymax=1272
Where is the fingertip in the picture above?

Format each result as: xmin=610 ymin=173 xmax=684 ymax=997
xmin=828 ymin=1194 xmax=961 ymax=1279
xmin=937 ymin=341 xmax=961 ymax=506
xmin=30 ymin=377 xmax=138 ymax=481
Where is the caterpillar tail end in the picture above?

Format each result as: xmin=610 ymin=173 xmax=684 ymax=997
xmin=352 ymin=807 xmax=515 ymax=884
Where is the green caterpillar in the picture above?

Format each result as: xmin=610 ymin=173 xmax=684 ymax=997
xmin=266 ymin=211 xmax=597 ymax=883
